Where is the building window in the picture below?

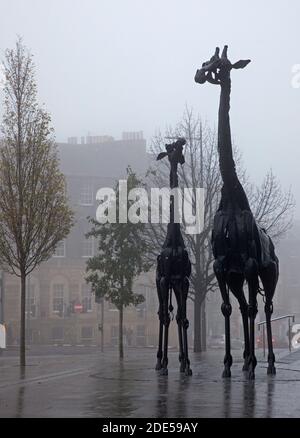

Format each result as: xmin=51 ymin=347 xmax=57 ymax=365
xmin=81 ymin=326 xmax=93 ymax=339
xmin=52 ymin=327 xmax=64 ymax=341
xmin=53 ymin=284 xmax=64 ymax=313
xmin=82 ymin=237 xmax=94 ymax=258
xmin=79 ymin=181 xmax=93 ymax=206
xmin=53 ymin=240 xmax=66 ymax=258
xmin=82 ymin=285 xmax=93 ymax=312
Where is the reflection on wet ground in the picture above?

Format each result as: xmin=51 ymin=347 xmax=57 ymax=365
xmin=1 ymin=348 xmax=300 ymax=417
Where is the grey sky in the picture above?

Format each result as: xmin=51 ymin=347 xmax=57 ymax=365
xmin=0 ymin=0 xmax=300 ymax=216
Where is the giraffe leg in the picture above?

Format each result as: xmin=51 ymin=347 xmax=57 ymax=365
xmin=265 ymin=299 xmax=276 ymax=375
xmin=247 ymin=290 xmax=258 ymax=380
xmin=174 ymin=278 xmax=192 ymax=376
xmin=160 ymin=277 xmax=170 ymax=376
xmin=241 ymin=302 xmax=250 ymax=372
xmin=260 ymin=261 xmax=278 ymax=376
xmin=181 ymin=277 xmax=192 ymax=376
xmin=161 ymin=320 xmax=170 ymax=376
xmin=245 ymin=258 xmax=259 ymax=380
xmin=227 ymin=273 xmax=250 ymax=371
xmin=174 ymin=283 xmax=186 ymax=373
xmin=176 ymin=313 xmax=184 ymax=372
xmin=155 ymin=275 xmax=164 ymax=371
xmin=214 ymin=259 xmax=232 ymax=378
xmin=156 ymin=318 xmax=163 ymax=371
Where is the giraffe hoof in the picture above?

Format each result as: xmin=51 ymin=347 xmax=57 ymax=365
xmin=185 ymin=368 xmax=192 ymax=376
xmin=222 ymin=368 xmax=231 ymax=378
xmin=267 ymin=365 xmax=276 ymax=375
xmin=160 ymin=368 xmax=168 ymax=376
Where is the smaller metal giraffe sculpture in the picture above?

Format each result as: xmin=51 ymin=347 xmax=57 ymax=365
xmin=195 ymin=46 xmax=279 ymax=380
xmin=155 ymin=137 xmax=192 ymax=376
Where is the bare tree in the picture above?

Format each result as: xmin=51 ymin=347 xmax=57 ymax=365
xmin=145 ymin=108 xmax=294 ymax=352
xmin=0 ymin=38 xmax=74 ymax=366
xmin=248 ymin=170 xmax=294 ymax=242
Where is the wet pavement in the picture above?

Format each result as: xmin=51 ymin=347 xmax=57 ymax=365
xmin=1 ymin=346 xmax=300 ymax=417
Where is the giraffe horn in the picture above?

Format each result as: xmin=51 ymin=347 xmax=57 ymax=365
xmin=221 ymin=45 xmax=228 ymax=59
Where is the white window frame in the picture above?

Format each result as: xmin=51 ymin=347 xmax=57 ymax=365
xmin=53 ymin=284 xmax=65 ymax=313
xmin=82 ymin=285 xmax=93 ymax=312
xmin=79 ymin=181 xmax=94 ymax=206
xmin=82 ymin=236 xmax=94 ymax=258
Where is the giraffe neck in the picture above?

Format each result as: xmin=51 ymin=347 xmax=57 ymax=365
xmin=162 ymin=168 xmax=185 ymax=249
xmin=169 ymin=164 xmax=178 ymax=225
xmin=217 ymin=77 xmax=251 ymax=212
xmin=218 ymin=76 xmax=237 ymax=191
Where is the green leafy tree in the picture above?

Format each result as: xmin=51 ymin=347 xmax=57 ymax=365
xmin=86 ymin=168 xmax=151 ymax=359
xmin=0 ymin=38 xmax=74 ymax=366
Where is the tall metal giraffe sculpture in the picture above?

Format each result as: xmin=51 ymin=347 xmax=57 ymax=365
xmin=155 ymin=137 xmax=192 ymax=376
xmin=195 ymin=46 xmax=279 ymax=380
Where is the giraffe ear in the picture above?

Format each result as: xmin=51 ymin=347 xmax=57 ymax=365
xmin=157 ymin=152 xmax=168 ymax=161
xmin=232 ymin=59 xmax=251 ymax=69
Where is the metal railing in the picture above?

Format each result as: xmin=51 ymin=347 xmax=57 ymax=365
xmin=258 ymin=314 xmax=295 ymax=357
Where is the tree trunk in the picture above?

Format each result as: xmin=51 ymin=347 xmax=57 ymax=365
xmin=101 ymin=298 xmax=104 ymax=353
xmin=119 ymin=304 xmax=124 ymax=360
xmin=20 ymin=271 xmax=26 ymax=367
xmin=194 ymin=289 xmax=202 ymax=352
xmin=194 ymin=241 xmax=203 ymax=352
xmin=194 ymin=292 xmax=207 ymax=352
xmin=201 ymin=300 xmax=207 ymax=351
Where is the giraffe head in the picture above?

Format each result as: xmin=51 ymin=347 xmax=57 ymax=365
xmin=156 ymin=137 xmax=186 ymax=165
xmin=194 ymin=45 xmax=250 ymax=85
